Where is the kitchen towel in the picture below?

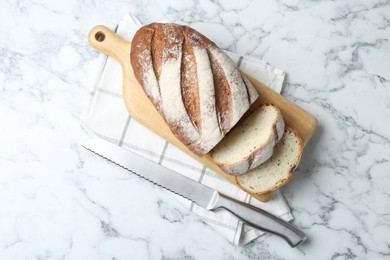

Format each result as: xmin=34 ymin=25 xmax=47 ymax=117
xmin=81 ymin=13 xmax=292 ymax=246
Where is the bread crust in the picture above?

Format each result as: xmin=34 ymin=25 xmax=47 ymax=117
xmin=211 ymin=104 xmax=285 ymax=176
xmin=235 ymin=127 xmax=303 ymax=195
xmin=130 ymin=23 xmax=258 ymax=156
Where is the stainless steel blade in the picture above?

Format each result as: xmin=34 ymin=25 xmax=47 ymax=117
xmin=82 ymin=138 xmax=308 ymax=247
xmin=82 ymin=138 xmax=218 ymax=209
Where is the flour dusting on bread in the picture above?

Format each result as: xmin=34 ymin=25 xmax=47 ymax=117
xmin=130 ymin=23 xmax=259 ymax=155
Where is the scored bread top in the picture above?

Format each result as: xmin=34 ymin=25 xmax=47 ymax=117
xmin=130 ymin=23 xmax=258 ymax=156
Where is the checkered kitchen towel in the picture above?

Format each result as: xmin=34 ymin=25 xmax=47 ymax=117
xmin=81 ymin=13 xmax=292 ymax=246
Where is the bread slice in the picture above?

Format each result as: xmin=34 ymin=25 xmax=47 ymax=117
xmin=235 ymin=128 xmax=303 ymax=194
xmin=210 ymin=104 xmax=285 ymax=176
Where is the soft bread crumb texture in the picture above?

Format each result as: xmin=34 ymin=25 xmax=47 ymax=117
xmin=236 ymin=129 xmax=302 ymax=193
xmin=212 ymin=105 xmax=279 ymax=163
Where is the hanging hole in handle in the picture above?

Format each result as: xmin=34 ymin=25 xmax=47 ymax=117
xmin=95 ymin=31 xmax=105 ymax=42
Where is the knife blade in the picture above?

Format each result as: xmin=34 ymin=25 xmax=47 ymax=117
xmin=82 ymin=138 xmax=307 ymax=247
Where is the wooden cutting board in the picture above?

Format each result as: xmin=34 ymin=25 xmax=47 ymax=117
xmin=88 ymin=25 xmax=318 ymax=202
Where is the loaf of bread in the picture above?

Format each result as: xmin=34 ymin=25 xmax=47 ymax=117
xmin=235 ymin=128 xmax=303 ymax=194
xmin=211 ymin=104 xmax=285 ymax=175
xmin=130 ymin=23 xmax=259 ymax=156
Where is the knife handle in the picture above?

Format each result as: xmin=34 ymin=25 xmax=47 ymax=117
xmin=210 ymin=193 xmax=307 ymax=247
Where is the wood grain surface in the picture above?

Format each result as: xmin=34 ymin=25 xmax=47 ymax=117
xmin=88 ymin=25 xmax=317 ymax=202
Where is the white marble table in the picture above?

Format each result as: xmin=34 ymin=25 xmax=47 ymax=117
xmin=1 ymin=0 xmax=389 ymax=259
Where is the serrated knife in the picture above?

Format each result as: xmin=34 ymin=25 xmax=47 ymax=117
xmin=82 ymin=138 xmax=307 ymax=247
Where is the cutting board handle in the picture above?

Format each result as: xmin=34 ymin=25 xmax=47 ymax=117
xmin=88 ymin=25 xmax=131 ymax=67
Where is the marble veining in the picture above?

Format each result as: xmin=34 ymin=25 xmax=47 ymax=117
xmin=1 ymin=0 xmax=389 ymax=259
